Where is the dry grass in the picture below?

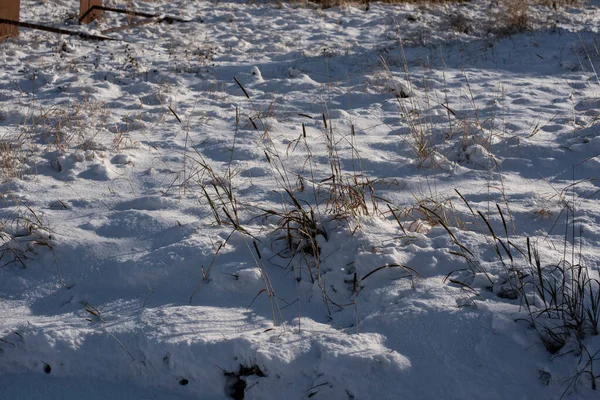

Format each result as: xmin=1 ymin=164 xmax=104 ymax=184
xmin=309 ymin=0 xmax=469 ymax=8
xmin=298 ymin=0 xmax=584 ymax=11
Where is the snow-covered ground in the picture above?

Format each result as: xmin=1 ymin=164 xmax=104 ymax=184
xmin=2 ymin=0 xmax=600 ymax=398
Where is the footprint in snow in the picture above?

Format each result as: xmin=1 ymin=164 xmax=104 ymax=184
xmin=78 ymin=163 xmax=113 ymax=181
xmin=114 ymin=195 xmax=176 ymax=211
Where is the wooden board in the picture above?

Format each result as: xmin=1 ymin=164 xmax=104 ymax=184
xmin=80 ymin=0 xmax=103 ymax=24
xmin=0 ymin=0 xmax=20 ymax=42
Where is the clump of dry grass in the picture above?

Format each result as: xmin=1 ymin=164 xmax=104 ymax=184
xmin=0 ymin=134 xmax=31 ymax=183
xmin=0 ymin=205 xmax=67 ymax=287
xmin=269 ymin=189 xmax=327 ymax=280
xmin=179 ymin=75 xmax=402 ymax=331
xmin=500 ymin=0 xmax=529 ymax=33
xmin=488 ymin=0 xmax=586 ymax=36
xmin=20 ymin=97 xmax=112 ymax=153
xmin=432 ymin=186 xmax=600 ymax=395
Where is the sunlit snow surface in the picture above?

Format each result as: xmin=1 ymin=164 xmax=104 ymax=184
xmin=2 ymin=0 xmax=600 ymax=398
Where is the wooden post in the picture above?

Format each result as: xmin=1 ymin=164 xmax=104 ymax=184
xmin=0 ymin=0 xmax=20 ymax=42
xmin=80 ymin=0 xmax=103 ymax=24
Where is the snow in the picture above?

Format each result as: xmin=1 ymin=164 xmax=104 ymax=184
xmin=2 ymin=0 xmax=600 ymax=398
xmin=0 ymin=373 xmax=207 ymax=400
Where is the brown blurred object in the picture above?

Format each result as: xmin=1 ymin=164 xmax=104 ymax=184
xmin=80 ymin=0 xmax=103 ymax=24
xmin=0 ymin=0 xmax=20 ymax=42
